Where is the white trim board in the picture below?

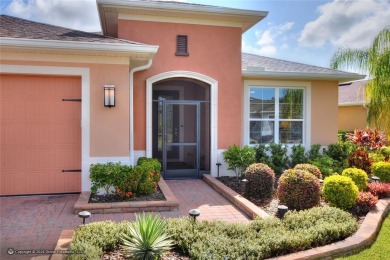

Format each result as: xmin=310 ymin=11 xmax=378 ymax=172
xmin=146 ymin=71 xmax=219 ymax=175
xmin=243 ymin=79 xmax=311 ymax=148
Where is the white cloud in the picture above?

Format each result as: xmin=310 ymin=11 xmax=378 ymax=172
xmin=299 ymin=0 xmax=390 ymax=49
xmin=243 ymin=22 xmax=294 ymax=57
xmin=5 ymin=0 xmax=101 ymax=32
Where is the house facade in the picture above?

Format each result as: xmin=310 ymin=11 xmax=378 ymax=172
xmin=0 ymin=0 xmax=363 ymax=196
xmin=338 ymin=80 xmax=369 ymax=131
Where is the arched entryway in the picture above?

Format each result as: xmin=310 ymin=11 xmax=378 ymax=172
xmin=146 ymin=71 xmax=218 ymax=179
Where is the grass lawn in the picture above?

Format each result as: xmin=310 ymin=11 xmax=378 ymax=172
xmin=339 ymin=212 xmax=390 ymax=259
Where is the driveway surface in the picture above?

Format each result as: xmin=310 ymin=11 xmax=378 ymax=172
xmin=0 ymin=179 xmax=249 ymax=259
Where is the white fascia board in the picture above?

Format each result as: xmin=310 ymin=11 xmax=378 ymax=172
xmin=0 ymin=37 xmax=159 ymax=56
xmin=242 ymin=70 xmax=366 ymax=82
xmin=97 ymin=0 xmax=268 ymax=17
xmin=339 ymin=102 xmax=365 ymax=107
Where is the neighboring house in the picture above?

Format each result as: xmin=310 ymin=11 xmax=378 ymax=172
xmin=338 ymin=79 xmax=369 ymax=131
xmin=0 ymin=0 xmax=364 ymax=195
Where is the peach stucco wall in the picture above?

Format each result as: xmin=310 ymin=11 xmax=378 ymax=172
xmin=311 ymin=80 xmax=339 ymax=145
xmin=118 ymin=20 xmax=242 ymax=149
xmin=338 ymin=105 xmax=367 ymax=131
xmin=0 ymin=58 xmax=130 ymax=157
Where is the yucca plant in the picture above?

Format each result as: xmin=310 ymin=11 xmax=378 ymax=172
xmin=121 ymin=212 xmax=174 ymax=260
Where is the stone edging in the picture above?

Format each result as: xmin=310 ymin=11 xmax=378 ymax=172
xmin=73 ymin=178 xmax=179 ymax=214
xmin=269 ymin=198 xmax=389 ymax=259
xmin=203 ymin=174 xmax=269 ymax=219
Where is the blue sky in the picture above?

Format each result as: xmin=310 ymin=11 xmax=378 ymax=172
xmin=1 ymin=0 xmax=389 ymax=70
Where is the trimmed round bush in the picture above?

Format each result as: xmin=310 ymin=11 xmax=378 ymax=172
xmin=323 ymin=175 xmax=359 ymax=210
xmin=245 ymin=163 xmax=275 ymax=198
xmin=353 ymin=192 xmax=378 ymax=215
xmin=372 ymin=161 xmax=390 ymax=182
xmin=341 ymin=168 xmax=369 ymax=191
xmin=294 ymin=163 xmax=322 ymax=179
xmin=277 ymin=169 xmax=321 ymax=210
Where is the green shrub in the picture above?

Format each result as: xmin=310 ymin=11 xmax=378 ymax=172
xmin=137 ymin=158 xmax=161 ymax=195
xmin=290 ymin=144 xmax=307 ymax=167
xmin=322 ymin=175 xmax=359 ymax=210
xmin=223 ymin=145 xmax=256 ymax=179
xmin=277 ymin=169 xmax=321 ymax=210
xmin=166 ymin=207 xmax=358 ymax=259
xmin=121 ymin=213 xmax=173 ymax=259
xmin=348 ymin=149 xmax=373 ymax=175
xmin=268 ymin=143 xmax=290 ymax=174
xmin=70 ymin=221 xmax=120 ymax=252
xmin=306 ymin=144 xmax=322 ymax=161
xmin=372 ymin=161 xmax=390 ymax=182
xmin=341 ymin=168 xmax=369 ymax=191
xmin=245 ymin=163 xmax=275 ymax=198
xmin=89 ymin=162 xmax=123 ymax=194
xmin=294 ymin=163 xmax=322 ymax=179
xmin=255 ymin=144 xmax=271 ymax=165
xmin=67 ymin=242 xmax=102 ymax=260
xmin=325 ymin=142 xmax=355 ymax=173
xmin=115 ymin=165 xmax=142 ymax=198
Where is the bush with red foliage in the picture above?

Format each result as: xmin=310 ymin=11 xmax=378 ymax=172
xmin=346 ymin=128 xmax=386 ymax=151
xmin=352 ymin=192 xmax=378 ymax=215
xmin=348 ymin=149 xmax=373 ymax=175
xmin=367 ymin=182 xmax=390 ymax=198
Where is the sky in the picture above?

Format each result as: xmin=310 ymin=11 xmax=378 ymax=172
xmin=1 ymin=0 xmax=389 ymax=71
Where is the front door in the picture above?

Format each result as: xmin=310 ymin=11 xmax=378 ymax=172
xmin=163 ymin=101 xmax=200 ymax=179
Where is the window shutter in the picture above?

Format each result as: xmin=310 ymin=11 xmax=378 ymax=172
xmin=176 ymin=35 xmax=189 ymax=56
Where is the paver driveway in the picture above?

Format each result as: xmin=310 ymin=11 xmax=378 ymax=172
xmin=0 ymin=179 xmax=249 ymax=259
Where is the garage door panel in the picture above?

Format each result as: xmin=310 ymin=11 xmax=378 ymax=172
xmin=1 ymin=147 xmax=26 ymax=170
xmin=1 ymin=123 xmax=26 ymax=145
xmin=26 ymin=124 xmax=56 ymax=146
xmin=1 ymin=74 xmax=81 ymax=195
xmin=55 ymin=125 xmax=81 ymax=145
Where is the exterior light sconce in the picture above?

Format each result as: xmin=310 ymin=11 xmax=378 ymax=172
xmin=104 ymin=85 xmax=115 ymax=108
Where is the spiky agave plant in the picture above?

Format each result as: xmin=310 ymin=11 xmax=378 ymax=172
xmin=121 ymin=212 xmax=174 ymax=260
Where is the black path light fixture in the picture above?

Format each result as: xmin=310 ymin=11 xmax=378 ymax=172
xmin=241 ymin=179 xmax=249 ymax=195
xmin=371 ymin=176 xmax=380 ymax=183
xmin=104 ymin=85 xmax=115 ymax=108
xmin=277 ymin=205 xmax=288 ymax=218
xmin=78 ymin=211 xmax=91 ymax=225
xmin=189 ymin=208 xmax=200 ymax=222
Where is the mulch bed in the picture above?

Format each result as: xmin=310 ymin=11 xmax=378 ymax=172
xmin=88 ymin=187 xmax=166 ymax=203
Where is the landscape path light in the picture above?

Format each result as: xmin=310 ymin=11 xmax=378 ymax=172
xmin=78 ymin=211 xmax=91 ymax=225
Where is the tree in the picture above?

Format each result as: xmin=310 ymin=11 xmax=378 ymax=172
xmin=330 ymin=27 xmax=390 ymax=134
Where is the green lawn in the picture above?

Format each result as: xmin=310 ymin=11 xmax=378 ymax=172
xmin=339 ymin=212 xmax=390 ymax=259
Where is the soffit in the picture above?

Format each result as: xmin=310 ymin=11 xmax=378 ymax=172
xmin=97 ymin=0 xmax=267 ymax=37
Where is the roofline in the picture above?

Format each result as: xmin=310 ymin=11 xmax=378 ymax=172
xmin=97 ymin=0 xmax=268 ymax=35
xmin=242 ymin=70 xmax=366 ymax=82
xmin=97 ymin=0 xmax=267 ymax=17
xmin=0 ymin=37 xmax=159 ymax=57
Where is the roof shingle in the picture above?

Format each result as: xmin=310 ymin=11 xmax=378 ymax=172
xmin=242 ymin=52 xmax=357 ymax=75
xmin=339 ymin=80 xmax=369 ymax=105
xmin=0 ymin=15 xmax=144 ymax=46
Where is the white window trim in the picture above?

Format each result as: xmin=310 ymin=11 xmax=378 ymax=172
xmin=243 ymin=80 xmax=311 ymax=148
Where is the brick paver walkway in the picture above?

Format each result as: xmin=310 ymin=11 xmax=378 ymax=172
xmin=0 ymin=179 xmax=249 ymax=259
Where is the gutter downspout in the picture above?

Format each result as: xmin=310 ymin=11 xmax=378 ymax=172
xmin=129 ymin=59 xmax=153 ymax=165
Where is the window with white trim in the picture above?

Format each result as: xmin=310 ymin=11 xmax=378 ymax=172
xmin=249 ymin=87 xmax=304 ymax=145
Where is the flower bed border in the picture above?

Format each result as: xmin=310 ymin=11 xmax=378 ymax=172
xmin=73 ymin=177 xmax=179 ymax=214
xmin=203 ymin=174 xmax=269 ymax=219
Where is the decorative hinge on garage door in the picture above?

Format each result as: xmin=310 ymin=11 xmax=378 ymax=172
xmin=62 ymin=169 xmax=82 ymax=172
xmin=62 ymin=98 xmax=82 ymax=102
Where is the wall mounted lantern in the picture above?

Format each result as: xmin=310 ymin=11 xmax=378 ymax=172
xmin=104 ymin=85 xmax=115 ymax=108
